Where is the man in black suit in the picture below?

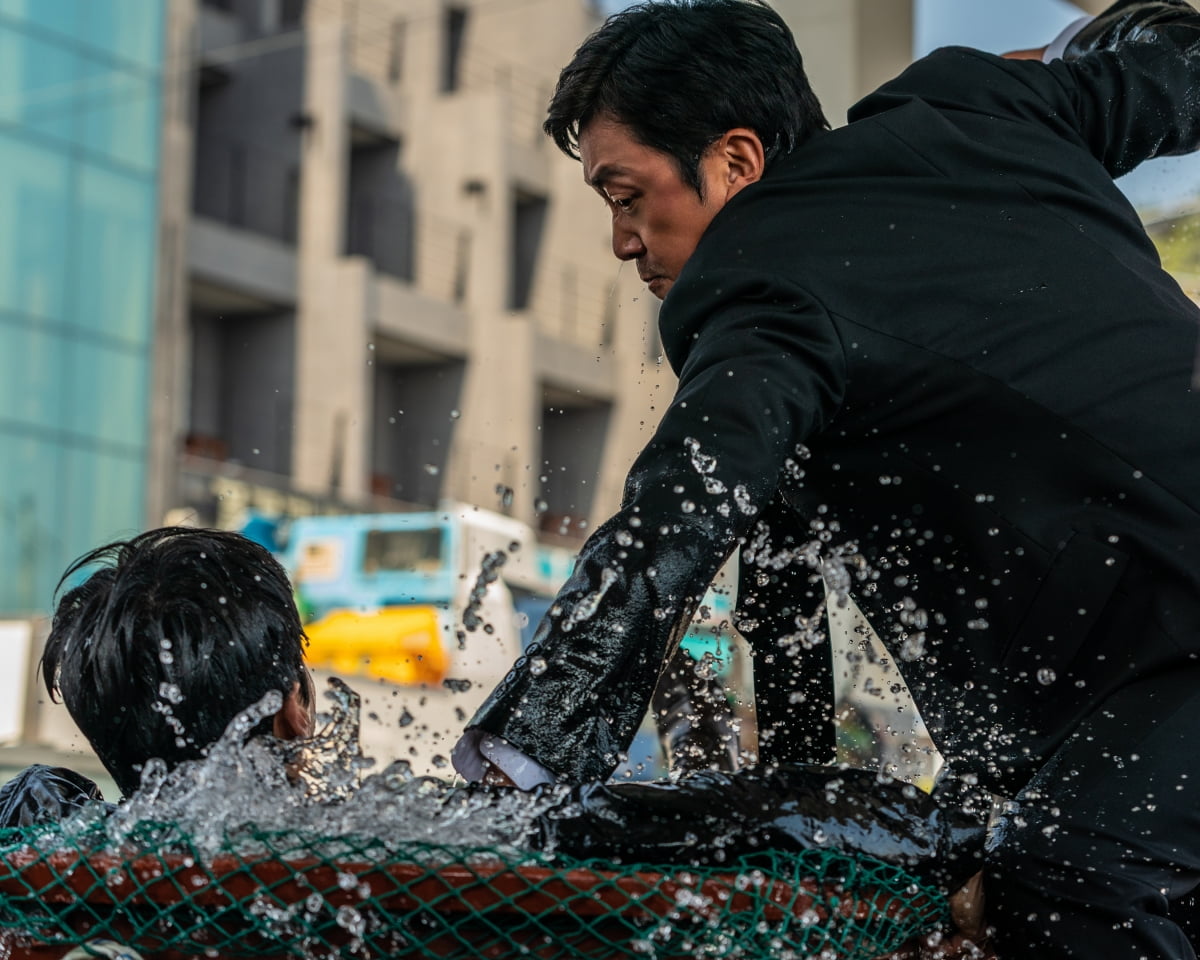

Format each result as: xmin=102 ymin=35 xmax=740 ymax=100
xmin=454 ymin=1 xmax=1200 ymax=955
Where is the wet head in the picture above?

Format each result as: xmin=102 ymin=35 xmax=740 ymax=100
xmin=579 ymin=113 xmax=766 ymax=300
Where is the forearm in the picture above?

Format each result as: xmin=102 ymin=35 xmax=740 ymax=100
xmin=1063 ymin=0 xmax=1199 ymax=59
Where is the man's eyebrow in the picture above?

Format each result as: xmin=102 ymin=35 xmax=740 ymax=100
xmin=584 ymin=163 xmax=631 ymax=188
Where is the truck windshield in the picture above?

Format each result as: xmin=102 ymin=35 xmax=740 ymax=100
xmin=362 ymin=528 xmax=444 ymax=573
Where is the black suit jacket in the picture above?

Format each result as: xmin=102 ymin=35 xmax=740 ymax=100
xmin=470 ymin=1 xmax=1200 ymax=795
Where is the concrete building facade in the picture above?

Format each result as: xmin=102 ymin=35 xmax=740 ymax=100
xmin=160 ymin=0 xmax=922 ymax=548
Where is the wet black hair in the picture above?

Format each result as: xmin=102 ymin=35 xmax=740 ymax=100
xmin=544 ymin=0 xmax=829 ymax=194
xmin=41 ymin=527 xmax=311 ymax=797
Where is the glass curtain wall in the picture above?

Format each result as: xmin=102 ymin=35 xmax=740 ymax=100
xmin=0 ymin=0 xmax=165 ymax=614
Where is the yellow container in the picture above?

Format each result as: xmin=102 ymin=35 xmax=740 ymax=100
xmin=304 ymin=606 xmax=448 ymax=686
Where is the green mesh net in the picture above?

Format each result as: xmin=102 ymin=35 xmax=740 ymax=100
xmin=0 ymin=820 xmax=948 ymax=959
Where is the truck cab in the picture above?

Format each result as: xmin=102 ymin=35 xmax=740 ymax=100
xmin=280 ymin=505 xmax=560 ymax=777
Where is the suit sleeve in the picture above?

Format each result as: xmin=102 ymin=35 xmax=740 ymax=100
xmin=464 ymin=269 xmax=845 ymax=782
xmin=855 ymin=1 xmax=1200 ymax=180
xmin=1045 ymin=0 xmax=1200 ymax=175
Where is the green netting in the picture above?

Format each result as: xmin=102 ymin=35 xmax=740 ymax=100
xmin=0 ymin=820 xmax=948 ymax=959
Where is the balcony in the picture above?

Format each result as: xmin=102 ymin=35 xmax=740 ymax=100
xmin=193 ymin=133 xmax=299 ymax=246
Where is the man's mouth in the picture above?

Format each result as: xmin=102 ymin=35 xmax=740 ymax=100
xmin=644 ymin=276 xmax=669 ymax=298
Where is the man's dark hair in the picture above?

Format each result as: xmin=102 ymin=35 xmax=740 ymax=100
xmin=41 ymin=527 xmax=311 ymax=797
xmin=545 ymin=0 xmax=829 ymax=193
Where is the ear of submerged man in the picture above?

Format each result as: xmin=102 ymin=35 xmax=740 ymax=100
xmin=273 ymin=681 xmax=316 ymax=740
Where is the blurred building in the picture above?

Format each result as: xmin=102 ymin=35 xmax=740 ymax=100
xmin=0 ymin=0 xmax=922 ymax=779
xmin=0 ymin=0 xmax=922 ymax=622
xmin=165 ymin=0 xmax=925 ymax=546
xmin=0 ymin=1 xmax=168 ymax=615
xmin=167 ymin=0 xmax=666 ymax=545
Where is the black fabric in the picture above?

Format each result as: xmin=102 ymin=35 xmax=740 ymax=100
xmin=985 ymin=664 xmax=1200 ymax=958
xmin=472 ymin=0 xmax=1200 ymax=795
xmin=467 ymin=1 xmax=1200 ymax=955
xmin=0 ymin=765 xmax=107 ymax=829
xmin=535 ymin=764 xmax=985 ymax=894
xmin=651 ymin=642 xmax=739 ymax=774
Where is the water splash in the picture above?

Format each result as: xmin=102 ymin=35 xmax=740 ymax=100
xmin=562 ymin=567 xmax=619 ymax=632
xmin=462 ymin=549 xmax=508 ymax=632
xmin=100 ymin=679 xmax=566 ymax=862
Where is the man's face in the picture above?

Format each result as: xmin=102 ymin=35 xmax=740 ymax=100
xmin=579 ymin=114 xmax=729 ymax=300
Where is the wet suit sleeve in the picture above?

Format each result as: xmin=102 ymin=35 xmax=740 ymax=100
xmin=463 ymin=269 xmax=845 ymax=782
xmin=855 ymin=0 xmax=1200 ymax=179
xmin=1047 ymin=0 xmax=1200 ymax=175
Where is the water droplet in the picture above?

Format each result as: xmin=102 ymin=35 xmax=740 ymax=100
xmin=335 ymin=905 xmax=365 ymax=937
xmin=423 ymin=463 xmax=440 ymax=475
xmin=1037 ymin=667 xmax=1057 ymax=686
xmin=529 ymin=657 xmax=548 ymax=676
xmin=158 ymin=682 xmax=183 ymax=704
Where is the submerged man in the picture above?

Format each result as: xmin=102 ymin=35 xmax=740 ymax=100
xmin=454 ymin=1 xmax=1200 ymax=956
xmin=3 ymin=527 xmax=315 ymax=819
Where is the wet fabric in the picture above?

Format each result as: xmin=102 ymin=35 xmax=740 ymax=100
xmin=985 ymin=664 xmax=1200 ymax=959
xmin=651 ymin=642 xmax=739 ymax=774
xmin=534 ymin=763 xmax=985 ymax=894
xmin=463 ymin=1 xmax=1200 ymax=955
xmin=1065 ymin=0 xmax=1199 ymax=56
xmin=466 ymin=0 xmax=1200 ymax=802
xmin=0 ymin=765 xmax=108 ymax=829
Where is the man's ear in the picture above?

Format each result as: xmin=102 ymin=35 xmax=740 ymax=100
xmin=714 ymin=127 xmax=766 ymax=199
xmin=273 ymin=681 xmax=315 ymax=740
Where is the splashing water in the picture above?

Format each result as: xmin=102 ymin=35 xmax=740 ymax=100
xmin=97 ymin=678 xmax=567 ymax=863
xmin=562 ymin=567 xmax=619 ymax=632
xmin=462 ymin=549 xmax=508 ymax=632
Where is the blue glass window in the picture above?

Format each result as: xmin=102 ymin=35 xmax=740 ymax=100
xmin=0 ymin=317 xmax=66 ymax=431
xmin=59 ymin=446 xmax=146 ymax=585
xmin=81 ymin=0 xmax=163 ymax=70
xmin=0 ymin=23 xmax=76 ymax=143
xmin=66 ymin=339 xmax=150 ymax=449
xmin=0 ymin=0 xmax=83 ymax=43
xmin=72 ymin=163 xmax=158 ymax=344
xmin=78 ymin=53 xmax=161 ymax=172
xmin=0 ymin=433 xmax=63 ymax=612
xmin=0 ymin=132 xmax=70 ymax=323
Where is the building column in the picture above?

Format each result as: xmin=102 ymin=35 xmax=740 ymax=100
xmin=292 ymin=13 xmax=371 ymax=499
xmin=146 ymin=0 xmax=197 ymax=527
xmin=429 ymin=92 xmax=540 ymax=525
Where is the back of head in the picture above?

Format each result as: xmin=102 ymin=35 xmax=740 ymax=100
xmin=545 ymin=0 xmax=829 ymax=192
xmin=42 ymin=527 xmax=309 ymax=797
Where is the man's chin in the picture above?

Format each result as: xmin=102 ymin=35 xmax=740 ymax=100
xmin=647 ymin=276 xmax=672 ymax=299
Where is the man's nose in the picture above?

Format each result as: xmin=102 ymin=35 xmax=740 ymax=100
xmin=612 ymin=223 xmax=645 ymax=261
